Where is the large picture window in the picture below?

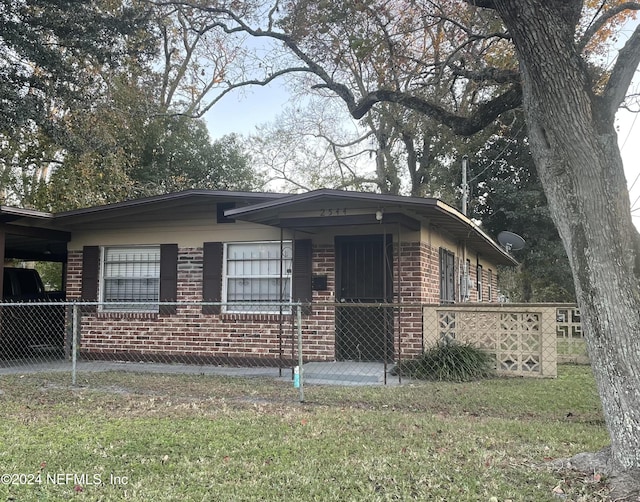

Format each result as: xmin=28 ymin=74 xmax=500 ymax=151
xmin=101 ymin=246 xmax=160 ymax=311
xmin=223 ymin=241 xmax=292 ymax=312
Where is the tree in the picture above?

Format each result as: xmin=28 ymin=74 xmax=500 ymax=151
xmin=485 ymin=7 xmax=640 ymax=492
xmin=0 ymin=0 xmax=153 ymax=136
xmin=471 ymin=115 xmax=575 ymax=302
xmin=246 ymin=98 xmax=385 ymax=192
xmin=46 ymin=113 xmax=258 ymax=209
xmin=204 ymin=133 xmax=260 ymax=191
xmin=0 ymin=0 xmax=154 ymax=208
xmin=127 ymin=116 xmax=259 ymax=196
xmin=267 ymin=0 xmax=508 ymax=198
xmin=5 ymin=0 xmax=262 ymax=211
xmin=161 ymin=0 xmax=640 ymax=494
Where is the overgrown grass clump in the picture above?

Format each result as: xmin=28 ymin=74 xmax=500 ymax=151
xmin=393 ymin=342 xmax=495 ymax=381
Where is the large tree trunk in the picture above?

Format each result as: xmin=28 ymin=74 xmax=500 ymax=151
xmin=494 ymin=0 xmax=640 ymax=484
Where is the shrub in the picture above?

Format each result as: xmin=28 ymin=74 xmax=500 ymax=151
xmin=392 ymin=341 xmax=495 ymax=382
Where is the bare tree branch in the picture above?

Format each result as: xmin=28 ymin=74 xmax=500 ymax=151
xmin=599 ymin=22 xmax=640 ymax=118
xmin=341 ymin=84 xmax=522 ymax=135
xmin=446 ymin=64 xmax=519 ymax=84
xmin=195 ymin=67 xmax=312 ymax=117
xmin=155 ymin=0 xmax=523 ymax=135
xmin=578 ymin=2 xmax=640 ymax=52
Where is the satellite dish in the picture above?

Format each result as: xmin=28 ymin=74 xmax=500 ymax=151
xmin=498 ymin=231 xmax=526 ymax=252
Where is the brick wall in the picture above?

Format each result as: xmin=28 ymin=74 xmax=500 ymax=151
xmin=69 ymin=248 xmax=300 ymax=365
xmin=67 ymin=238 xmax=498 ymax=365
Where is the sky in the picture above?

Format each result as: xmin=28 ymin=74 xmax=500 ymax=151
xmin=205 ymin=82 xmax=291 ymax=139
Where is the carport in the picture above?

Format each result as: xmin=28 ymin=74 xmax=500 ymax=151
xmin=0 ymin=205 xmax=70 ymax=299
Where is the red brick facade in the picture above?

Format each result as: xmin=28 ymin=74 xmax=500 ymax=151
xmin=66 ymin=238 xmax=499 ymax=365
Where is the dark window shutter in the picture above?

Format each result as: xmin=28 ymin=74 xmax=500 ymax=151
xmin=292 ymin=239 xmax=313 ymax=314
xmin=81 ymin=246 xmax=100 ymax=311
xmin=159 ymin=244 xmax=178 ymax=315
xmin=439 ymin=248 xmax=446 ymax=303
xmin=439 ymin=247 xmax=455 ymax=304
xmin=203 ymin=242 xmax=223 ymax=314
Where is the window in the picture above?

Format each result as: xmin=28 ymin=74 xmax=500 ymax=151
xmin=477 ymin=264 xmax=483 ymax=302
xmin=223 ymin=241 xmax=292 ymax=312
xmin=101 ymin=246 xmax=160 ymax=311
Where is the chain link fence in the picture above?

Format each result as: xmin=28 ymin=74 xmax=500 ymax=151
xmin=0 ymin=302 xmax=67 ymax=363
xmin=555 ymin=306 xmax=587 ymax=363
xmin=0 ymin=301 xmax=585 ymax=401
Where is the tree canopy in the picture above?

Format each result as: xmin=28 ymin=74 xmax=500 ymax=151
xmin=0 ymin=0 xmax=260 ymax=210
xmin=0 ymin=0 xmax=153 ymax=136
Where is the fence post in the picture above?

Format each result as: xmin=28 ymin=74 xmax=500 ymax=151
xmin=71 ymin=303 xmax=79 ymax=386
xmin=541 ymin=306 xmax=558 ymax=377
xmin=296 ymin=304 xmax=304 ymax=403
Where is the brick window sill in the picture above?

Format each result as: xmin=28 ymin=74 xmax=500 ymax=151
xmin=96 ymin=312 xmax=159 ymax=320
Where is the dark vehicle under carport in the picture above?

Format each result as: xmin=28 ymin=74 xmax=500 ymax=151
xmin=1 ymin=211 xmax=69 ymax=361
xmin=1 ymin=267 xmax=66 ymax=360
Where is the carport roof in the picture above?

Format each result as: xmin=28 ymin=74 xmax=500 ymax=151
xmin=1 ymin=205 xmax=69 ymax=261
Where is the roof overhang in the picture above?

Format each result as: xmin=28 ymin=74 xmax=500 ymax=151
xmin=53 ymin=189 xmax=285 ymax=228
xmin=226 ymin=189 xmax=518 ymax=266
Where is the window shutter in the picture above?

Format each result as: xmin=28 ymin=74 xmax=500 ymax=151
xmin=439 ymin=248 xmax=446 ymax=303
xmin=292 ymin=239 xmax=313 ymax=314
xmin=159 ymin=244 xmax=178 ymax=315
xmin=81 ymin=246 xmax=100 ymax=311
xmin=439 ymin=248 xmax=455 ymax=304
xmin=202 ymin=242 xmax=223 ymax=314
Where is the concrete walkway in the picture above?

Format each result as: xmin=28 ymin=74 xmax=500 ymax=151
xmin=0 ymin=358 xmax=405 ymax=386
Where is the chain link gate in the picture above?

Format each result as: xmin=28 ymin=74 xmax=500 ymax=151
xmin=1 ymin=301 xmax=584 ymax=401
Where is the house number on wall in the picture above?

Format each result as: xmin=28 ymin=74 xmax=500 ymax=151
xmin=319 ymin=208 xmax=347 ymax=216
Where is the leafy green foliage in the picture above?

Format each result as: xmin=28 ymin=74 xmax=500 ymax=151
xmin=392 ymin=341 xmax=495 ymax=382
xmin=0 ymin=0 xmax=155 ymax=209
xmin=0 ymin=5 xmax=259 ymax=211
xmin=130 ymin=119 xmax=259 ymax=196
xmin=0 ymin=0 xmax=153 ymax=136
xmin=43 ymin=108 xmax=258 ymax=210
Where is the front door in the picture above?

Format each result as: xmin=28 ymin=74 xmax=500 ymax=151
xmin=335 ymin=234 xmax=394 ymax=361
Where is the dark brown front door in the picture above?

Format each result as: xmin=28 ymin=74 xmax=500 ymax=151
xmin=335 ymin=234 xmax=394 ymax=361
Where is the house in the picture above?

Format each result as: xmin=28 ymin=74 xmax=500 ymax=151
xmin=1 ymin=189 xmax=517 ymax=364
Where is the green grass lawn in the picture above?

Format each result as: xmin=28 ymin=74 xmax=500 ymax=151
xmin=0 ymin=365 xmax=609 ymax=501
